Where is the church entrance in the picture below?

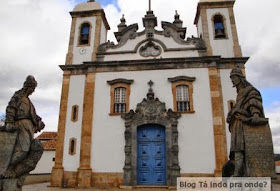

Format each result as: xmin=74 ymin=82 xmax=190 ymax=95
xmin=137 ymin=124 xmax=166 ymax=185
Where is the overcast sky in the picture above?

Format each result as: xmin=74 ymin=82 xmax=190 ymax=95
xmin=0 ymin=0 xmax=279 ymax=152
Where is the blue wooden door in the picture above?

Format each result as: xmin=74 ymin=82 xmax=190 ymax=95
xmin=137 ymin=124 xmax=166 ymax=185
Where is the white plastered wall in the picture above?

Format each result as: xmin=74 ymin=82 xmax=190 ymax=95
xmin=107 ymin=35 xmax=146 ymax=53
xmin=31 ymin=151 xmax=55 ymax=174
xmin=197 ymin=16 xmax=203 ymax=38
xmin=63 ymin=75 xmax=85 ymax=171
xmin=207 ymin=8 xmax=234 ymax=57
xmin=92 ymin=68 xmax=215 ymax=173
xmin=100 ymin=22 xmax=107 ymax=44
xmin=220 ymin=69 xmax=237 ymax=156
xmin=276 ymin=166 xmax=280 ymax=174
xmin=73 ymin=17 xmax=96 ymax=64
xmin=103 ymin=50 xmax=199 ymax=61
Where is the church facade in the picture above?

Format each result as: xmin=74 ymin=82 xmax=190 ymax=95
xmin=50 ymin=0 xmax=248 ymax=188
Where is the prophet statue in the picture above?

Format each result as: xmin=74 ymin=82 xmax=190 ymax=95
xmin=0 ymin=75 xmax=44 ymax=191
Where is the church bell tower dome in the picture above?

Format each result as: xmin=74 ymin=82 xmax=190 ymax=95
xmin=73 ymin=0 xmax=102 ymax=12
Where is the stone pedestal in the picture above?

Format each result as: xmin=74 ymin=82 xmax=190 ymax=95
xmin=77 ymin=168 xmax=92 ymax=188
xmin=50 ymin=167 xmax=64 ymax=187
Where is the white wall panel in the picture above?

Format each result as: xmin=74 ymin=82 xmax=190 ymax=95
xmin=92 ymin=68 xmax=215 ymax=173
xmin=63 ymin=75 xmax=85 ymax=171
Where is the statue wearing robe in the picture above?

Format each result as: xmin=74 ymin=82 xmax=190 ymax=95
xmin=0 ymin=76 xmax=44 ymax=191
xmin=227 ymin=67 xmax=276 ymax=178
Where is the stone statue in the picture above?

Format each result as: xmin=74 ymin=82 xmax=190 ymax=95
xmin=0 ymin=76 xmax=45 ymax=191
xmin=227 ymin=67 xmax=276 ymax=178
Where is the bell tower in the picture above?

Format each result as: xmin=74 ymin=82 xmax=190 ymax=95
xmin=50 ymin=0 xmax=110 ymax=188
xmin=65 ymin=0 xmax=110 ymax=65
xmin=194 ymin=0 xmax=242 ymax=57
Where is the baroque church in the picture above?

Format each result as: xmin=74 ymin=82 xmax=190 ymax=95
xmin=50 ymin=0 xmax=248 ymax=188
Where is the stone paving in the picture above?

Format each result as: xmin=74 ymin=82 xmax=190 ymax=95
xmin=23 ymin=182 xmax=280 ymax=191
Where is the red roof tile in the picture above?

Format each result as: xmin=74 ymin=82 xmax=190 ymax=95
xmin=37 ymin=132 xmax=57 ymax=140
xmin=42 ymin=139 xmax=57 ymax=150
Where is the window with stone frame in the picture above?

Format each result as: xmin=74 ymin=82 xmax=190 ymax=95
xmin=69 ymin=138 xmax=77 ymax=155
xmin=79 ymin=22 xmax=91 ymax=45
xmin=71 ymin=105 xmax=79 ymax=122
xmin=168 ymin=76 xmax=196 ymax=113
xmin=107 ymin=78 xmax=134 ymax=115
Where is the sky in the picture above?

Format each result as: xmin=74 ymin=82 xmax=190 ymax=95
xmin=0 ymin=0 xmax=279 ymax=152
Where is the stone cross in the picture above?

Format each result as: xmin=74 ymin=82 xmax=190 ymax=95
xmin=148 ymin=80 xmax=154 ymax=89
xmin=147 ymin=80 xmax=155 ymax=100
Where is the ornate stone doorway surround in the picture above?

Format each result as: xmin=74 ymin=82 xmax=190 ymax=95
xmin=122 ymin=81 xmax=181 ymax=186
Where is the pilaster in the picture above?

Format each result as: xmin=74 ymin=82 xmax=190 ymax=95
xmin=201 ymin=8 xmax=213 ymax=56
xmin=91 ymin=13 xmax=102 ymax=61
xmin=77 ymin=72 xmax=96 ymax=188
xmin=50 ymin=71 xmax=71 ymax=186
xmin=65 ymin=17 xmax=77 ymax=65
xmin=228 ymin=7 xmax=242 ymax=57
xmin=208 ymin=67 xmax=228 ymax=176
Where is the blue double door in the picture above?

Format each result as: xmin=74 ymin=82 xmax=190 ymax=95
xmin=137 ymin=124 xmax=166 ymax=185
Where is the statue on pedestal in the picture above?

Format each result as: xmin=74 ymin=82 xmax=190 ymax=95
xmin=0 ymin=76 xmax=45 ymax=191
xmin=227 ymin=67 xmax=276 ymax=178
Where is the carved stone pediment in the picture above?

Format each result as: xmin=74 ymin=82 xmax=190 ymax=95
xmin=139 ymin=41 xmax=162 ymax=58
xmin=123 ymin=98 xmax=180 ymax=123
xmin=98 ymin=24 xmax=139 ymax=54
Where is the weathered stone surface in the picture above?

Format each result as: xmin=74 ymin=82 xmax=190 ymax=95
xmin=0 ymin=76 xmax=45 ymax=191
xmin=0 ymin=131 xmax=18 ymax=176
xmin=0 ymin=179 xmax=21 ymax=191
xmin=244 ymin=122 xmax=276 ymax=177
xmin=227 ymin=67 xmax=276 ymax=178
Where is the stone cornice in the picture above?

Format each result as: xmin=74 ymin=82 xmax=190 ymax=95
xmin=61 ymin=56 xmax=249 ymax=73
xmin=107 ymin=78 xmax=134 ymax=85
xmin=168 ymin=76 xmax=196 ymax=82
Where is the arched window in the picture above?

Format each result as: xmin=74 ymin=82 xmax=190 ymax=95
xmin=69 ymin=138 xmax=76 ymax=155
xmin=213 ymin=15 xmax=226 ymax=38
xmin=176 ymin=85 xmax=190 ymax=112
xmin=71 ymin=105 xmax=79 ymax=122
xmin=114 ymin=87 xmax=126 ymax=113
xmin=80 ymin=23 xmax=90 ymax=45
